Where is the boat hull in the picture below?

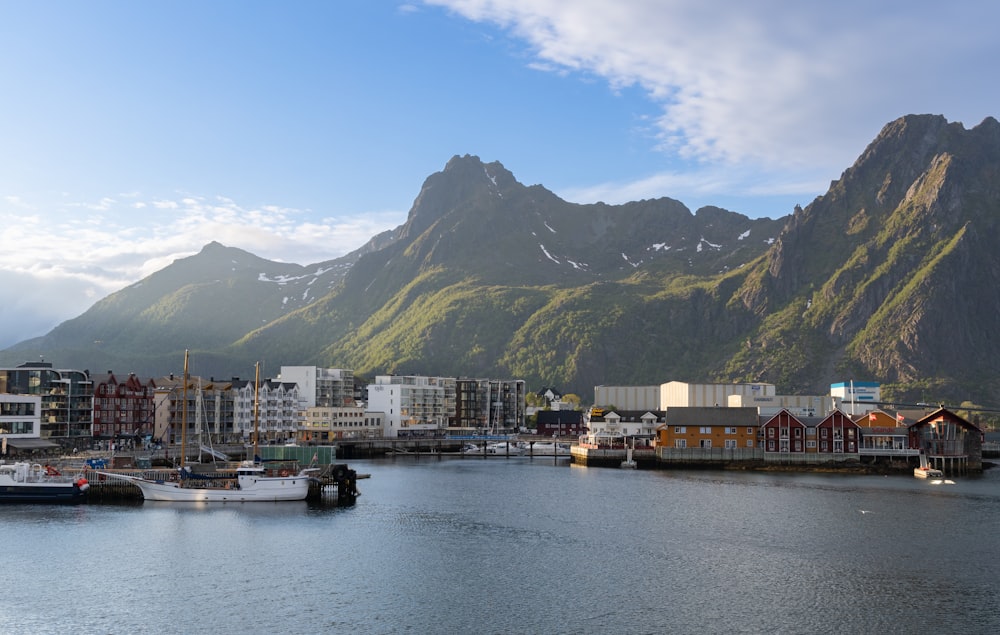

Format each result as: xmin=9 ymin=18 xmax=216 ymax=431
xmin=0 ymin=484 xmax=88 ymax=504
xmin=111 ymin=473 xmax=311 ymax=502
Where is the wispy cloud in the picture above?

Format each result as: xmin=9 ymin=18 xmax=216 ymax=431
xmin=0 ymin=192 xmax=405 ymax=346
xmin=427 ymin=0 xmax=1000 ymax=200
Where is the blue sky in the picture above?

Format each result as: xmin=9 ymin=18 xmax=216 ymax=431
xmin=2 ymin=0 xmax=999 ymax=348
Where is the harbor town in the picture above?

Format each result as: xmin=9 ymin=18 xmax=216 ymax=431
xmin=0 ymin=358 xmax=993 ymax=505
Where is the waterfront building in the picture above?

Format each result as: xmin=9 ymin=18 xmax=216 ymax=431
xmin=300 ymin=406 xmax=384 ymax=442
xmin=233 ymin=377 xmax=303 ymax=443
xmin=760 ymin=409 xmax=811 ymax=454
xmin=0 ymin=361 xmax=93 ymax=439
xmin=593 ymin=385 xmax=660 ymax=411
xmin=453 ymin=378 xmax=526 ymax=434
xmin=855 ymin=410 xmax=911 ymax=454
xmin=278 ymin=366 xmax=355 ymax=408
xmin=660 ymin=381 xmax=776 ymax=408
xmin=656 ymin=407 xmax=759 ymax=450
xmin=587 ymin=409 xmax=662 ymax=441
xmin=91 ymin=372 xmax=157 ymax=440
xmin=0 ymin=393 xmax=49 ymax=454
xmin=535 ymin=409 xmax=584 ymax=437
xmin=366 ymin=375 xmax=456 ymax=438
xmin=156 ymin=374 xmax=238 ymax=446
xmin=830 ymin=381 xmax=881 ymax=415
xmin=815 ymin=409 xmax=861 ymax=454
xmin=908 ymin=408 xmax=983 ymax=473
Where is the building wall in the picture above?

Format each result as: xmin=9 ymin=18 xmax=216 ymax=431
xmin=0 ymin=394 xmax=42 ymax=438
xmin=593 ymin=385 xmax=660 ymax=411
xmin=656 ymin=407 xmax=758 ymax=449
xmin=761 ymin=410 xmax=807 ymax=453
xmin=830 ymin=381 xmax=881 ymax=414
xmin=300 ymin=406 xmax=382 ymax=441
xmin=661 ymin=382 xmax=776 ymax=408
xmin=728 ymin=394 xmax=838 ymax=418
xmin=367 ymin=375 xmax=454 ymax=438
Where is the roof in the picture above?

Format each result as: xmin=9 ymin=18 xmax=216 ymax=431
xmin=666 ymin=406 xmax=758 ymax=427
xmin=3 ymin=437 xmax=60 ymax=450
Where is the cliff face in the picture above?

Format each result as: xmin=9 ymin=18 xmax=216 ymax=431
xmin=4 ymin=116 xmax=1000 ymax=404
xmin=724 ymin=115 xmax=1000 ymax=399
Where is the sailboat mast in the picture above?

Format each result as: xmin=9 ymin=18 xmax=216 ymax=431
xmin=181 ymin=349 xmax=189 ymax=467
xmin=253 ymin=361 xmax=260 ymax=460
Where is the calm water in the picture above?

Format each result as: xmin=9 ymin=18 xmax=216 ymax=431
xmin=2 ymin=457 xmax=999 ymax=634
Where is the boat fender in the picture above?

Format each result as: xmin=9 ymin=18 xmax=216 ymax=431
xmin=76 ymin=478 xmax=90 ymax=492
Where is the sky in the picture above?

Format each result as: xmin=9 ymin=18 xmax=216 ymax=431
xmin=2 ymin=0 xmax=998 ymax=349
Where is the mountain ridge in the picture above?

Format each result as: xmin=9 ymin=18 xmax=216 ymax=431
xmin=4 ymin=115 xmax=999 ymax=406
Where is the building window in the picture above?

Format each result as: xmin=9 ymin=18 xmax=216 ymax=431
xmin=675 ymin=439 xmax=686 ymax=448
xmin=674 ymin=426 xmax=686 ymax=433
xmin=699 ymin=427 xmax=711 ymax=434
xmin=768 ymin=440 xmax=775 ymax=451
xmin=768 ymin=427 xmax=775 ymax=438
xmin=794 ymin=427 xmax=802 ymax=438
xmin=725 ymin=439 xmax=737 ymax=449
xmin=725 ymin=427 xmax=736 ymax=435
xmin=700 ymin=439 xmax=712 ymax=448
xmin=747 ymin=427 xmax=754 ymax=434
xmin=807 ymin=440 xmax=816 ymax=448
xmin=747 ymin=439 xmax=754 ymax=448
xmin=821 ymin=428 xmax=828 ymax=438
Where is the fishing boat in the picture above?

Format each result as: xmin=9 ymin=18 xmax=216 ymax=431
xmin=0 ymin=462 xmax=90 ymax=504
xmin=104 ymin=354 xmax=313 ymax=502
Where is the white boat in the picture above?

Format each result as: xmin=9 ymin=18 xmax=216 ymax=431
xmin=103 ymin=462 xmax=314 ymax=502
xmin=0 ymin=462 xmax=90 ymax=504
xmin=485 ymin=442 xmax=523 ymax=455
xmin=914 ymin=466 xmax=944 ymax=479
xmin=519 ymin=441 xmax=571 ymax=456
xmin=108 ymin=354 xmax=313 ymax=503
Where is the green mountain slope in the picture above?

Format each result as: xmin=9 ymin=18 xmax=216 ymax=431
xmin=4 ymin=115 xmax=1000 ymax=406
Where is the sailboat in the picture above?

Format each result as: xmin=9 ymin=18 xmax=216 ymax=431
xmin=104 ymin=354 xmax=314 ymax=502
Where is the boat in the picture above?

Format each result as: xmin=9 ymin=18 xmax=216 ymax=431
xmin=0 ymin=462 xmax=90 ymax=503
xmin=518 ymin=441 xmax=571 ymax=456
xmin=105 ymin=461 xmax=314 ymax=502
xmin=103 ymin=355 xmax=314 ymax=502
xmin=914 ymin=466 xmax=944 ymax=479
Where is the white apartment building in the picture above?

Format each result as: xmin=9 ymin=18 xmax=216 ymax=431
xmin=278 ymin=366 xmax=355 ymax=408
xmin=366 ymin=375 xmax=455 ymax=438
xmin=234 ymin=378 xmax=305 ymax=443
xmin=0 ymin=394 xmax=45 ymax=454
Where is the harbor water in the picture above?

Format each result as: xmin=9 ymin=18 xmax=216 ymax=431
xmin=2 ymin=457 xmax=1000 ymax=634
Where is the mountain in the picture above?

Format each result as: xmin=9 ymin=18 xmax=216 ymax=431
xmin=3 ymin=114 xmax=999 ymax=405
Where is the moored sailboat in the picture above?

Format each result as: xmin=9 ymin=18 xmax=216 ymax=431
xmin=104 ymin=354 xmax=314 ymax=502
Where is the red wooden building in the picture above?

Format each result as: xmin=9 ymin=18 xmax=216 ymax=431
xmin=92 ymin=372 xmax=157 ymax=439
xmin=760 ymin=409 xmax=807 ymax=453
xmin=816 ymin=409 xmax=861 ymax=454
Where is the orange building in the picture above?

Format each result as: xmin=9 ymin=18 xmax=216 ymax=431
xmin=656 ymin=407 xmax=759 ymax=450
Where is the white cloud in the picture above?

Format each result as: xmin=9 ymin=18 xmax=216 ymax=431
xmin=427 ymin=0 xmax=1000 ymax=197
xmin=0 ymin=192 xmax=405 ymax=347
